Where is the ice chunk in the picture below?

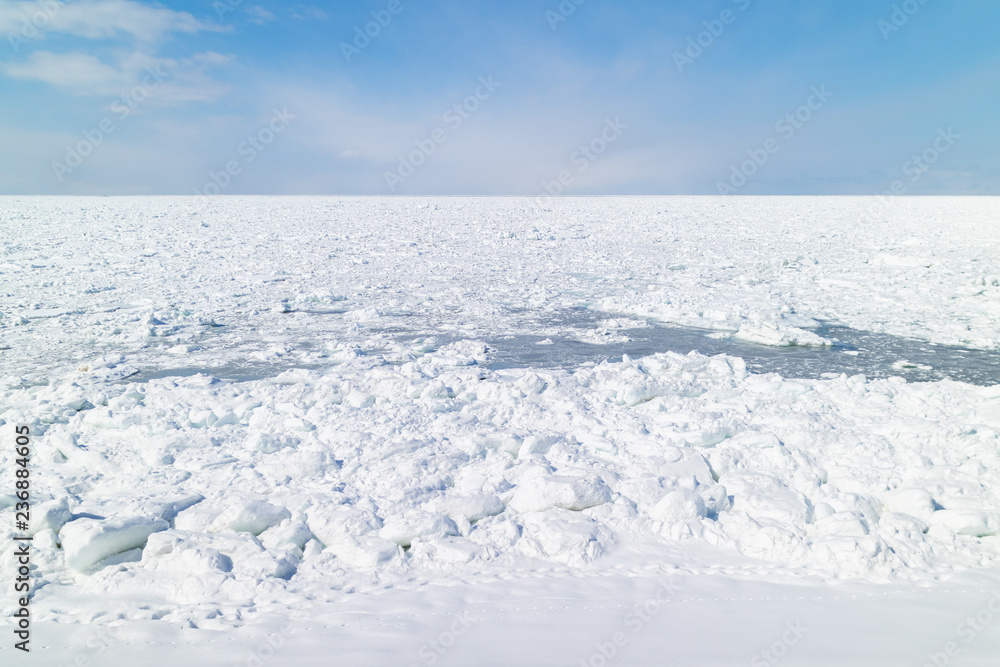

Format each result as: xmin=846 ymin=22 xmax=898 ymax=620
xmin=154 ymin=495 xmax=205 ymax=523
xmin=722 ymin=472 xmax=814 ymax=525
xmin=173 ymin=503 xmax=221 ymax=533
xmin=813 ymin=512 xmax=870 ymax=537
xmin=518 ymin=508 xmax=607 ymax=565
xmin=517 ymin=434 xmax=561 ymax=458
xmin=242 ymin=551 xmax=299 ymax=580
xmin=516 ymin=373 xmax=549 ymax=395
xmin=259 ymin=520 xmax=315 ymax=552
xmin=30 ymin=498 xmax=73 ymax=536
xmin=651 ymin=490 xmax=707 ymax=523
xmin=245 ymin=432 xmax=301 ymax=454
xmin=427 ymin=494 xmax=505 ymax=522
xmin=306 ymin=504 xmax=383 ymax=546
xmin=409 ymin=537 xmax=487 ymax=564
xmin=508 ymin=475 xmax=612 ymax=513
xmin=326 ymin=535 xmax=401 ymax=568
xmin=379 ymin=510 xmax=460 ymax=547
xmin=61 ymin=516 xmax=169 ymax=571
xmin=884 ymin=488 xmax=936 ymax=520
xmin=143 ymin=533 xmax=235 ymax=575
xmin=734 ymin=322 xmax=833 ymax=347
xmin=208 ymin=499 xmax=291 ymax=536
xmin=697 ymin=484 xmax=732 ymax=517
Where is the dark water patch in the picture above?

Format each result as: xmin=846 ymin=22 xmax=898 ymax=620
xmin=126 ymin=363 xmax=324 ymax=384
xmin=118 ymin=310 xmax=1000 ymax=387
xmin=484 ymin=311 xmax=1000 ymax=386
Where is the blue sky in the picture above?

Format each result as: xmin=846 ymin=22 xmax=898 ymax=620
xmin=0 ymin=0 xmax=997 ymax=195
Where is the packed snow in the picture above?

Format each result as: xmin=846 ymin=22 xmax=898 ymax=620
xmin=1 ymin=196 xmax=999 ymax=665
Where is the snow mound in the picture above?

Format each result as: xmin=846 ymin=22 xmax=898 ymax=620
xmin=930 ymin=510 xmax=1000 ymax=537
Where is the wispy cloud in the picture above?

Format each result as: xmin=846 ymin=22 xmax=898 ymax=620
xmin=0 ymin=0 xmax=225 ymax=43
xmin=3 ymin=49 xmax=232 ymax=102
xmin=0 ymin=1 xmax=232 ymax=102
xmin=245 ymin=5 xmax=276 ymax=26
xmin=5 ymin=50 xmax=117 ymax=88
xmin=290 ymin=4 xmax=326 ymax=21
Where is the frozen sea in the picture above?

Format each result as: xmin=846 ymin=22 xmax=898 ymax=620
xmin=1 ymin=196 xmax=999 ymax=665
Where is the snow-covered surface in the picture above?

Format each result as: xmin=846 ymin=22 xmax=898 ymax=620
xmin=10 ymin=571 xmax=1000 ymax=667
xmin=1 ymin=196 xmax=999 ymax=664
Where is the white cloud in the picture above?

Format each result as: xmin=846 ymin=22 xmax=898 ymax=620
xmin=0 ymin=0 xmax=225 ymax=43
xmin=290 ymin=5 xmax=326 ymax=21
xmin=245 ymin=5 xmax=275 ymax=26
xmin=5 ymin=50 xmax=119 ymax=88
xmin=0 ymin=1 xmax=233 ymax=102
xmin=3 ymin=49 xmax=232 ymax=102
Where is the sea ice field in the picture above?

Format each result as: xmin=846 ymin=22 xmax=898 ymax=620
xmin=1 ymin=196 xmax=999 ymax=666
